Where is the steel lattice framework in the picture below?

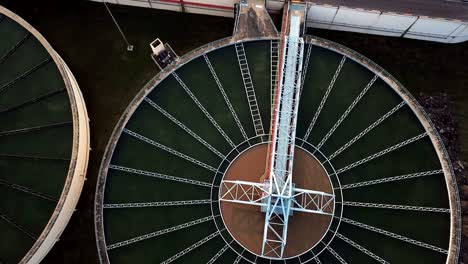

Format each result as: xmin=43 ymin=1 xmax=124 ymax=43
xmin=219 ymin=5 xmax=335 ymax=259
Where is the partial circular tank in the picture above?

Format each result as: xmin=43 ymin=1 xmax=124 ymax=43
xmin=95 ymin=36 xmax=460 ymax=263
xmin=0 ymin=6 xmax=90 ymax=264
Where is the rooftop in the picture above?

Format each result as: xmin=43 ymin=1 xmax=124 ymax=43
xmin=309 ymin=0 xmax=468 ymax=21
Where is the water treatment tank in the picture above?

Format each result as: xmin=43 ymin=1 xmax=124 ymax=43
xmin=0 ymin=6 xmax=90 ymax=264
xmin=94 ymin=35 xmax=460 ymax=264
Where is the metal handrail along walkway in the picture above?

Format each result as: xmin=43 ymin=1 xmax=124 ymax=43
xmin=220 ymin=2 xmax=335 ymax=259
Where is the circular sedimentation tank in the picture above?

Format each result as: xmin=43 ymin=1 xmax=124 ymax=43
xmin=0 ymin=6 xmax=90 ymax=264
xmin=95 ymin=36 xmax=460 ymax=263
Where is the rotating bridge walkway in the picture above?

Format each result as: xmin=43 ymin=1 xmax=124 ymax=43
xmin=220 ymin=1 xmax=335 ymax=259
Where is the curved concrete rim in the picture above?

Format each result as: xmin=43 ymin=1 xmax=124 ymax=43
xmin=94 ymin=35 xmax=460 ymax=263
xmin=0 ymin=6 xmax=91 ymax=264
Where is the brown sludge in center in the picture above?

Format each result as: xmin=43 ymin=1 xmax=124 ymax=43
xmin=220 ymin=144 xmax=334 ymax=258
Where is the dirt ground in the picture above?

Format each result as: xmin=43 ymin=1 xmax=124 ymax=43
xmin=220 ymin=144 xmax=333 ymax=258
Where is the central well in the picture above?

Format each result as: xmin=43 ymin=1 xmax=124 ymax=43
xmin=219 ymin=143 xmax=334 ymax=258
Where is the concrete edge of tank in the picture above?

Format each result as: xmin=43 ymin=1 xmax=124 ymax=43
xmin=94 ymin=33 xmax=461 ymax=263
xmin=0 ymin=6 xmax=91 ymax=264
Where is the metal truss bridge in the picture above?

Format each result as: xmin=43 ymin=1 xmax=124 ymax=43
xmin=220 ymin=2 xmax=335 ymax=259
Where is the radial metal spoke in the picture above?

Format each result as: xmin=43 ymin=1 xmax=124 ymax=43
xmin=161 ymin=229 xmax=222 ymax=264
xmin=336 ymin=232 xmax=389 ymax=264
xmin=172 ymin=72 xmax=236 ymax=149
xmin=326 ymin=245 xmax=348 ymax=264
xmin=340 ymin=169 xmax=443 ymax=189
xmin=329 ymin=101 xmax=406 ymax=160
xmin=0 ymin=179 xmax=57 ymax=202
xmin=0 ymin=211 xmax=37 ymax=240
xmin=0 ymin=57 xmax=51 ymax=94
xmin=106 ymin=215 xmax=215 ymax=250
xmin=0 ymin=121 xmax=72 ymax=137
xmin=0 ymin=33 xmax=31 ymax=65
xmin=206 ymin=242 xmax=231 ymax=264
xmin=299 ymin=42 xmax=313 ymax=97
xmin=303 ymin=55 xmax=346 ymax=144
xmin=339 ymin=217 xmax=448 ymax=254
xmin=341 ymin=201 xmax=450 ymax=213
xmin=235 ymin=43 xmax=265 ymax=137
xmin=144 ymin=98 xmax=225 ymax=159
xmin=336 ymin=132 xmax=427 ymax=174
xmin=0 ymin=88 xmax=65 ymax=114
xmin=109 ymin=165 xmax=212 ymax=188
xmin=103 ymin=199 xmax=212 ymax=209
xmin=233 ymin=255 xmax=242 ymax=264
xmin=203 ymin=54 xmax=248 ymax=141
xmin=123 ymin=128 xmax=217 ymax=172
xmin=316 ymin=75 xmax=378 ymax=150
